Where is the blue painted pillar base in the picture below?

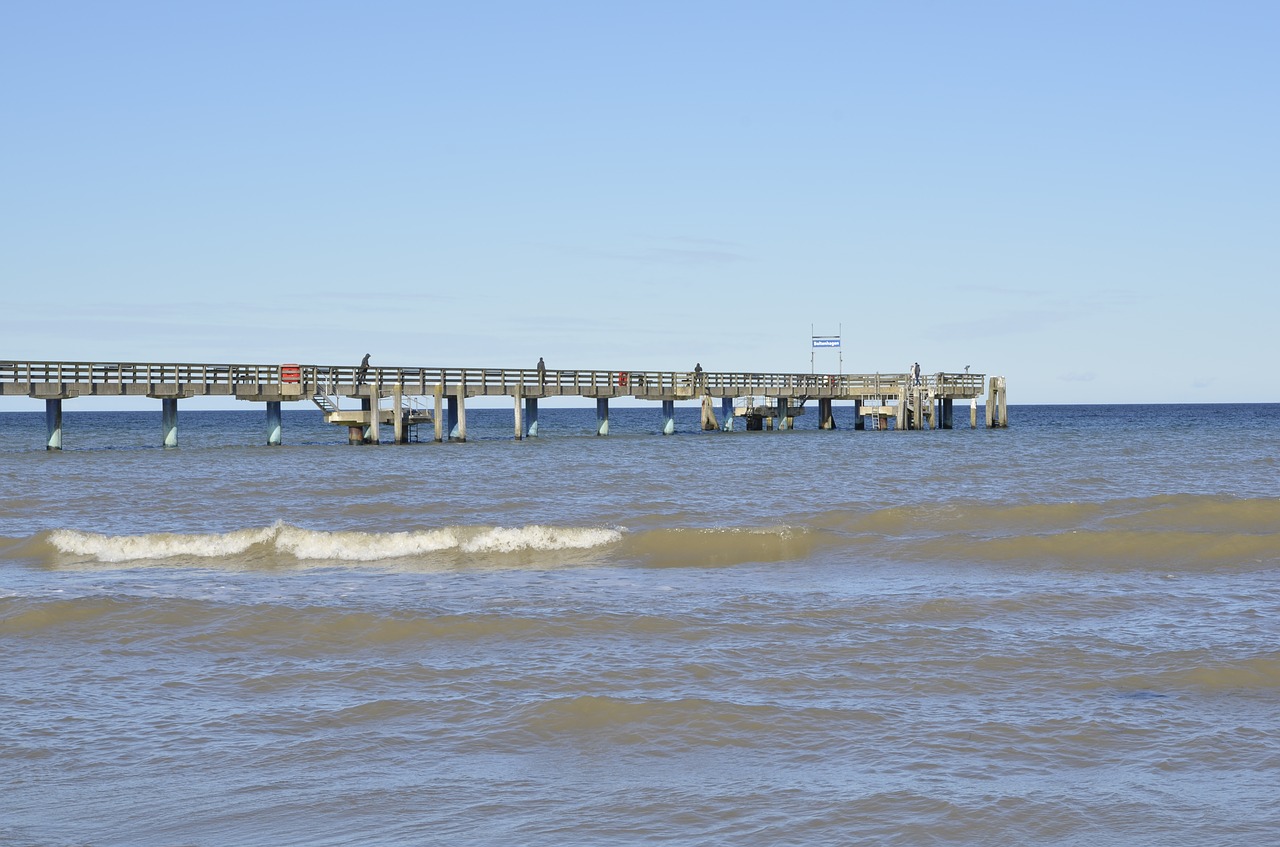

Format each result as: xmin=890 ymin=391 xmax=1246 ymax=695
xmin=266 ymin=401 xmax=282 ymax=446
xmin=661 ymin=400 xmax=675 ymax=435
xmin=596 ymin=398 xmax=609 ymax=435
xmin=525 ymin=397 xmax=539 ymax=437
xmin=721 ymin=397 xmax=733 ymax=431
xmin=162 ymin=398 xmax=178 ymax=448
xmin=447 ymin=392 xmax=467 ymax=441
xmin=46 ymin=398 xmax=63 ymax=451
xmin=447 ymin=395 xmax=460 ymax=440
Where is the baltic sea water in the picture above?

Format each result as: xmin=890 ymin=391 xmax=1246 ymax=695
xmin=2 ymin=404 xmax=1278 ymax=846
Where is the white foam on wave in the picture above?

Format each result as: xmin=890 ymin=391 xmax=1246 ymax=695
xmin=47 ymin=526 xmax=276 ymax=562
xmin=46 ymin=523 xmax=624 ymax=563
xmin=460 ymin=525 xmax=623 ymax=553
xmin=274 ymin=525 xmax=463 ymax=561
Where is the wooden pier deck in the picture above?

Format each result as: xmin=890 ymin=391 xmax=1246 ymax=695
xmin=1 ymin=360 xmax=1007 ymax=448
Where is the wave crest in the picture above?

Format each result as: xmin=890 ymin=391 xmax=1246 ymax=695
xmin=42 ymin=522 xmax=624 ymax=566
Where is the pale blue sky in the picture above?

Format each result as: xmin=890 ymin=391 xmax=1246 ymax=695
xmin=3 ymin=1 xmax=1277 ymax=407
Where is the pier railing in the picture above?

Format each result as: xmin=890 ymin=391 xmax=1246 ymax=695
xmin=1 ymin=360 xmax=987 ymax=401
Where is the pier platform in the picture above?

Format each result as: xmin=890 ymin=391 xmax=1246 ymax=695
xmin=1 ymin=360 xmax=1008 ymax=448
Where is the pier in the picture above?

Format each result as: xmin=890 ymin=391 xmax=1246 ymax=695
xmin=0 ymin=360 xmax=1007 ymax=449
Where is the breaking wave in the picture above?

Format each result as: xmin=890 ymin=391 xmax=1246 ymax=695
xmin=37 ymin=522 xmax=624 ymax=567
xmin=10 ymin=494 xmax=1277 ymax=572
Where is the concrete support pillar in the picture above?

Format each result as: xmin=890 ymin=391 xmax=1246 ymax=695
xmin=348 ymin=425 xmax=363 ymax=445
xmin=721 ymin=397 xmax=733 ymax=432
xmin=971 ymin=397 xmax=978 ymax=429
xmin=596 ymin=398 xmax=610 ymax=436
xmin=853 ymin=399 xmax=864 ymax=430
xmin=368 ymin=381 xmax=381 ymax=445
xmin=942 ymin=398 xmax=954 ymax=430
xmin=513 ymin=390 xmax=523 ymax=440
xmin=896 ymin=387 xmax=907 ymax=431
xmin=393 ymin=383 xmax=404 ymax=444
xmin=525 ymin=397 xmax=539 ymax=437
xmin=434 ymin=385 xmax=444 ymax=442
xmin=162 ymin=398 xmax=178 ymax=448
xmin=45 ymin=398 xmax=63 ymax=451
xmin=661 ymin=400 xmax=675 ymax=435
xmin=986 ymin=377 xmax=1008 ymax=428
xmin=700 ymin=396 xmax=718 ymax=431
xmin=778 ymin=397 xmax=790 ymax=430
xmin=266 ymin=401 xmax=282 ymax=446
xmin=818 ymin=397 xmax=834 ymax=430
xmin=448 ymin=391 xmax=467 ymax=441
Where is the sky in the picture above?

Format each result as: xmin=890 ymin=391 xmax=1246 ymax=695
xmin=2 ymin=1 xmax=1277 ymax=408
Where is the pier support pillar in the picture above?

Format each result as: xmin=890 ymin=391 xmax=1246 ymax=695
xmin=971 ymin=397 xmax=978 ymax=429
xmin=45 ymin=398 xmax=63 ymax=450
xmin=721 ymin=397 xmax=733 ymax=432
xmin=896 ymin=388 xmax=907 ymax=431
xmin=266 ymin=401 xmax=282 ymax=446
xmin=368 ymin=381 xmax=381 ymax=445
xmin=448 ymin=391 xmax=467 ymax=441
xmin=513 ymin=390 xmax=523 ymax=440
xmin=818 ymin=398 xmax=834 ymax=430
xmin=393 ymin=383 xmax=405 ymax=444
xmin=596 ymin=398 xmax=610 ymax=436
xmin=525 ymin=397 xmax=539 ymax=437
xmin=986 ymin=377 xmax=1008 ymax=428
xmin=162 ymin=398 xmax=178 ymax=448
xmin=942 ymin=398 xmax=953 ymax=430
xmin=701 ymin=396 xmax=718 ymax=431
xmin=434 ymin=385 xmax=444 ymax=442
xmin=778 ymin=398 xmax=790 ymax=430
xmin=360 ymin=397 xmax=372 ymax=443
xmin=661 ymin=400 xmax=675 ymax=435
xmin=853 ymin=399 xmax=864 ymax=430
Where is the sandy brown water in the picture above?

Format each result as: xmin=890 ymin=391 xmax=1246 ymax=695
xmin=2 ymin=404 xmax=1278 ymax=846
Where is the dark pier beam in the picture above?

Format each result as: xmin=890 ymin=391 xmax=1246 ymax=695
xmin=46 ymin=398 xmax=63 ymax=450
xmin=162 ymin=398 xmax=178 ymax=448
xmin=524 ymin=397 xmax=539 ymax=437
xmin=266 ymin=401 xmax=283 ymax=446
xmin=596 ymin=398 xmax=610 ymax=436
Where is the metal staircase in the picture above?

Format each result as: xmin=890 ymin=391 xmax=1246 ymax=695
xmin=312 ymin=392 xmax=338 ymax=414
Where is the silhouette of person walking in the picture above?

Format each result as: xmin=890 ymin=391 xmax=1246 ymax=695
xmin=537 ymin=356 xmax=546 ymax=387
xmin=356 ymin=353 xmax=370 ymax=385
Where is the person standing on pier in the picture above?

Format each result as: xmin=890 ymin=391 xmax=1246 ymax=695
xmin=912 ymin=362 xmax=921 ymax=385
xmin=694 ymin=362 xmax=704 ymax=392
xmin=537 ymin=356 xmax=546 ymax=387
xmin=357 ymin=353 xmax=370 ymax=385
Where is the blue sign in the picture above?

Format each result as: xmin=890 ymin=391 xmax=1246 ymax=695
xmin=812 ymin=338 xmax=841 ymax=348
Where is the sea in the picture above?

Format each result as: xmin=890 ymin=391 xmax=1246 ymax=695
xmin=2 ymin=403 xmax=1277 ymax=847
